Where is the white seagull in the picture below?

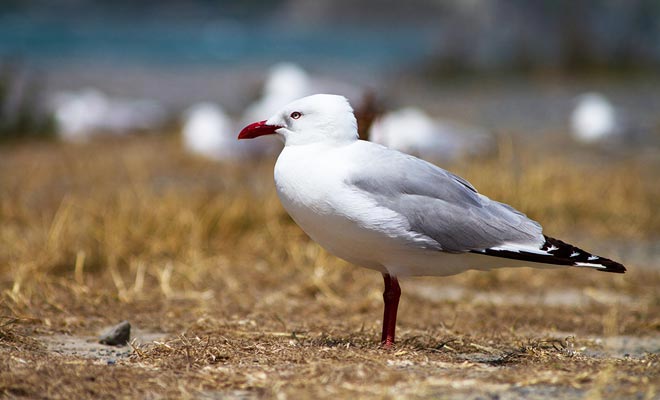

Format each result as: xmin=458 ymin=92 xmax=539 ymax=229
xmin=570 ymin=92 xmax=620 ymax=143
xmin=241 ymin=63 xmax=312 ymax=127
xmin=238 ymin=94 xmax=626 ymax=348
xmin=51 ymin=88 xmax=166 ymax=142
xmin=369 ymin=107 xmax=493 ymax=161
xmin=182 ymin=102 xmax=235 ymax=161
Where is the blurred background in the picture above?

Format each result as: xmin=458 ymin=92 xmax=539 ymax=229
xmin=1 ymin=0 xmax=659 ymax=144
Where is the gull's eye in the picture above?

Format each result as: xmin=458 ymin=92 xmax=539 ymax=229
xmin=290 ymin=111 xmax=302 ymax=120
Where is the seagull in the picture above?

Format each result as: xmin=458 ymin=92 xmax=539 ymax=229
xmin=241 ymin=63 xmax=312 ymax=126
xmin=182 ymin=102 xmax=288 ymax=161
xmin=570 ymin=92 xmax=620 ymax=143
xmin=369 ymin=107 xmax=493 ymax=161
xmin=238 ymin=94 xmax=626 ymax=348
xmin=181 ymin=102 xmax=234 ymax=160
xmin=51 ymin=88 xmax=165 ymax=141
xmin=241 ymin=63 xmax=366 ymax=127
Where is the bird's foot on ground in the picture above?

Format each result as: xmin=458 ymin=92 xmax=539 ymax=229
xmin=380 ymin=340 xmax=396 ymax=350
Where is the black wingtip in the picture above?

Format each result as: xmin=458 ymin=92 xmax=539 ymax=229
xmin=595 ymin=259 xmax=626 ymax=274
xmin=542 ymin=236 xmax=627 ymax=274
xmin=473 ymin=235 xmax=627 ymax=274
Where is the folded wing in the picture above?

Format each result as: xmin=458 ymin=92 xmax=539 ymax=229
xmin=348 ymin=143 xmax=625 ymax=273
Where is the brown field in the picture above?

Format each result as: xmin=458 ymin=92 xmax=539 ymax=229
xmin=1 ymin=135 xmax=658 ymax=399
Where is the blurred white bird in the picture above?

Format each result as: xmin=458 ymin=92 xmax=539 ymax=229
xmin=241 ymin=63 xmax=312 ymax=125
xmin=570 ymin=92 xmax=620 ymax=143
xmin=50 ymin=87 xmax=166 ymax=141
xmin=241 ymin=62 xmax=366 ymax=128
xmin=368 ymin=107 xmax=493 ymax=162
xmin=181 ymin=102 xmax=235 ymax=160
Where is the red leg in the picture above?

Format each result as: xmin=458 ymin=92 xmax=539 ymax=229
xmin=381 ymin=273 xmax=401 ymax=348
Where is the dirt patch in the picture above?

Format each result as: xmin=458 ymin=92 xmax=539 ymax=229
xmin=38 ymin=328 xmax=168 ymax=362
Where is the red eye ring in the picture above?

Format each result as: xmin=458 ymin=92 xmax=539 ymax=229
xmin=290 ymin=111 xmax=302 ymax=119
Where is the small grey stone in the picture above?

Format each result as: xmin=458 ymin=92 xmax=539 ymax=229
xmin=107 ymin=359 xmax=116 ymax=365
xmin=99 ymin=321 xmax=131 ymax=346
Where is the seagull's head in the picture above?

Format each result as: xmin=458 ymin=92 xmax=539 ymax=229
xmin=238 ymin=94 xmax=358 ymax=146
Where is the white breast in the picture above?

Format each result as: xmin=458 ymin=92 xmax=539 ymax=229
xmin=274 ymin=143 xmax=421 ymax=271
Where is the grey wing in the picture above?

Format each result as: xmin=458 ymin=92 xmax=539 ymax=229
xmin=348 ymin=145 xmax=544 ymax=253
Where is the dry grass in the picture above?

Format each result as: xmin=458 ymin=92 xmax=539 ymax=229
xmin=0 ymin=135 xmax=658 ymax=399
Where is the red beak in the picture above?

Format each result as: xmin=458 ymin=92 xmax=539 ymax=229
xmin=238 ymin=120 xmax=282 ymax=140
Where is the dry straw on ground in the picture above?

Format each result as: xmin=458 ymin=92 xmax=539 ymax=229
xmin=0 ymin=135 xmax=658 ymax=399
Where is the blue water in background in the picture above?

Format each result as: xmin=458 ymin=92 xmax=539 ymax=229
xmin=1 ymin=1 xmax=657 ymax=132
xmin=0 ymin=11 xmax=433 ymax=69
xmin=0 ymin=4 xmax=440 ymax=108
